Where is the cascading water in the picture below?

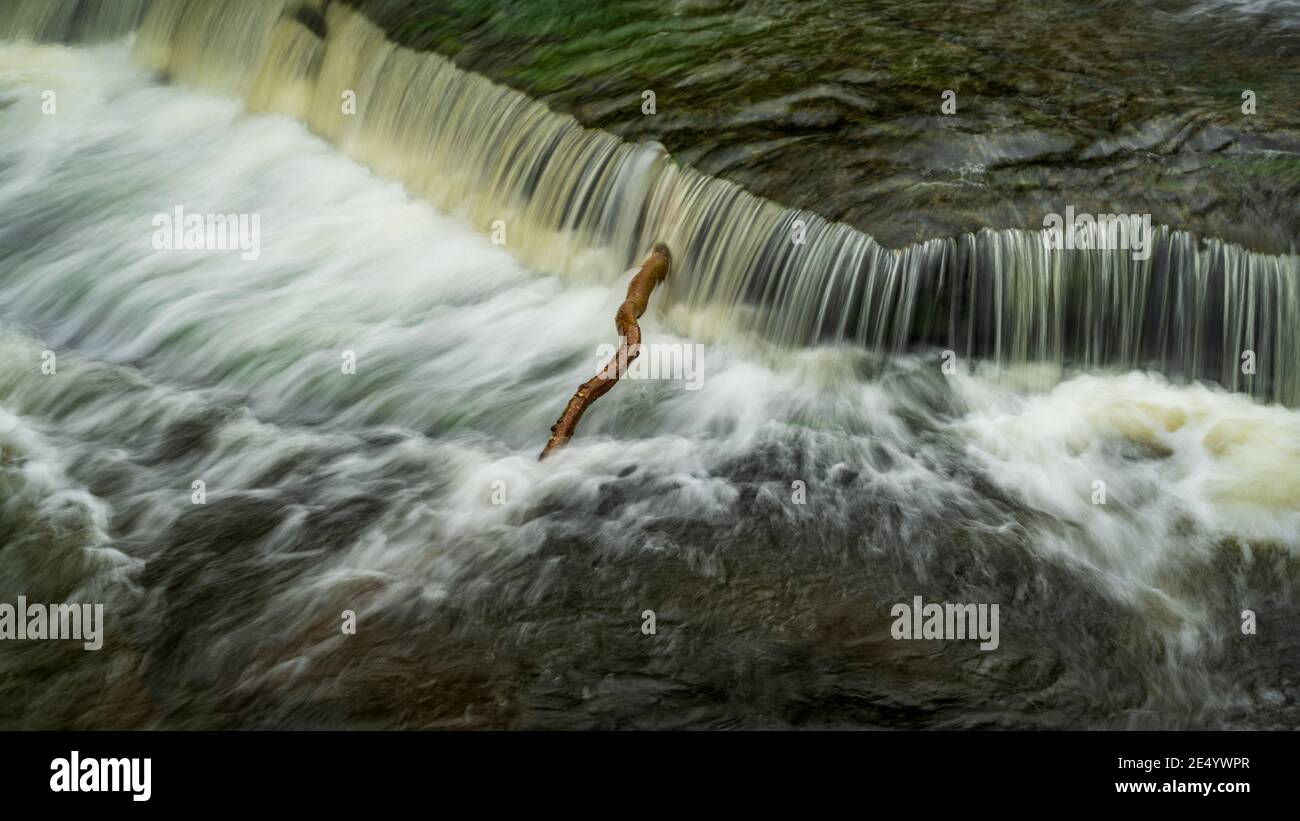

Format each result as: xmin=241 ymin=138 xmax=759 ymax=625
xmin=13 ymin=0 xmax=1298 ymax=401
xmin=0 ymin=0 xmax=1297 ymax=730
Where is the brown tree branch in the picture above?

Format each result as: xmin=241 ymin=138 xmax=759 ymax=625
xmin=539 ymin=243 xmax=672 ymax=460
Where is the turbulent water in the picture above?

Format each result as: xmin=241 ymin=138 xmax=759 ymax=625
xmin=1 ymin=1 xmax=1298 ymax=729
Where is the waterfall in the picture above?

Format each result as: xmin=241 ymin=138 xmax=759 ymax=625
xmin=3 ymin=0 xmax=1299 ymax=734
xmin=5 ymin=0 xmax=1298 ymax=404
xmin=0 ymin=0 xmax=151 ymax=42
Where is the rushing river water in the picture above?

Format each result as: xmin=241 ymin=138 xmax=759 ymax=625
xmin=1 ymin=1 xmax=1298 ymax=729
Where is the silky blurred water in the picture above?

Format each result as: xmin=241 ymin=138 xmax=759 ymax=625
xmin=0 ymin=39 xmax=1298 ymax=729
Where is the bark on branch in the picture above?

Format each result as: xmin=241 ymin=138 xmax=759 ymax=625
xmin=539 ymin=243 xmax=672 ymax=460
